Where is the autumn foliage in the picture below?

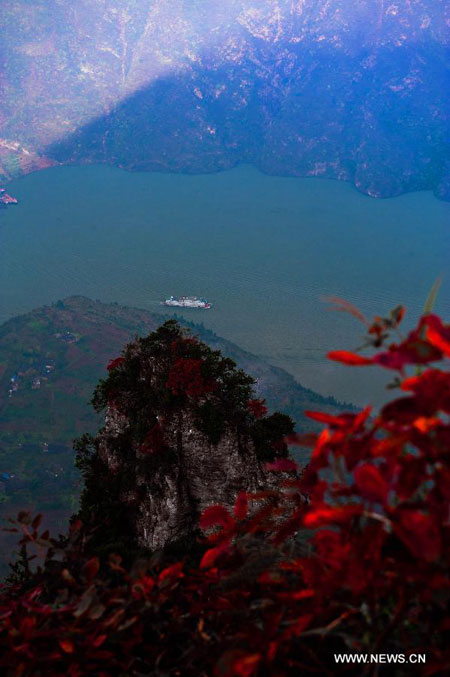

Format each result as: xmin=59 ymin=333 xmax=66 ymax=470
xmin=2 ymin=306 xmax=450 ymax=675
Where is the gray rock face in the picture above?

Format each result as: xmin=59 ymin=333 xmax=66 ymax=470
xmin=99 ymin=404 xmax=271 ymax=550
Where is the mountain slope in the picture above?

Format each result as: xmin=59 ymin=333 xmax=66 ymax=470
xmin=0 ymin=1 xmax=449 ymax=199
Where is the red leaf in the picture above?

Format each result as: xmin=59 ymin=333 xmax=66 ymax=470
xmin=247 ymin=399 xmax=268 ymax=418
xmin=158 ymin=562 xmax=184 ymax=583
xmin=166 ymin=358 xmax=215 ymax=398
xmin=107 ymin=357 xmax=125 ymax=372
xmin=234 ymin=492 xmax=248 ymax=520
xmin=306 ymin=408 xmax=370 ymax=435
xmin=394 ymin=510 xmax=442 ymax=562
xmin=327 ymin=351 xmax=374 ymax=366
xmin=353 ymin=406 xmax=372 ymax=428
xmin=132 ymin=574 xmax=155 ymax=598
xmin=392 ymin=305 xmax=406 ymax=326
xmin=82 ymin=557 xmax=100 ymax=583
xmin=108 ymin=553 xmax=125 ymax=573
xmin=311 ymin=429 xmax=332 ymax=467
xmin=232 ymin=654 xmax=261 ymax=677
xmin=286 ymin=614 xmax=314 ymax=636
xmin=92 ymin=634 xmax=107 ymax=648
xmin=199 ymin=505 xmax=235 ymax=530
xmin=278 ymin=588 xmax=315 ymax=601
xmin=374 ymin=338 xmax=442 ymax=370
xmin=200 ymin=544 xmax=230 ymax=569
xmin=427 ymin=325 xmax=450 ymax=357
xmin=265 ymin=458 xmax=297 ymax=472
xmin=246 ymin=502 xmax=277 ymax=535
xmin=215 ymin=650 xmax=261 ymax=677
xmin=306 ymin=410 xmax=348 ymax=426
xmin=59 ymin=639 xmax=75 ymax=654
xmin=273 ymin=506 xmax=306 ymax=545
xmin=103 ymin=608 xmax=125 ymax=629
xmin=354 ymin=464 xmax=390 ymax=504
xmin=70 ymin=519 xmax=82 ymax=533
xmin=258 ymin=571 xmax=284 ymax=584
xmin=303 ymin=504 xmax=363 ymax=528
xmin=31 ymin=514 xmax=43 ymax=530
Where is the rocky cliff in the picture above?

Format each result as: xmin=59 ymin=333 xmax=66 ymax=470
xmin=76 ymin=319 xmax=295 ymax=554
xmin=1 ymin=1 xmax=449 ymax=199
xmin=0 ymin=297 xmax=344 ymax=576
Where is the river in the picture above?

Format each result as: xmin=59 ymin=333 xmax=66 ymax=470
xmin=1 ymin=164 xmax=449 ymax=406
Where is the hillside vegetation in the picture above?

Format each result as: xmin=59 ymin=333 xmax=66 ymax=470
xmin=0 ymin=296 xmax=345 ymax=573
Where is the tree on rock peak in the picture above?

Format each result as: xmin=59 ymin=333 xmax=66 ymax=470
xmin=75 ymin=320 xmax=295 ymax=558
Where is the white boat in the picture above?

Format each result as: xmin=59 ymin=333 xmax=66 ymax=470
xmin=163 ymin=296 xmax=212 ymax=309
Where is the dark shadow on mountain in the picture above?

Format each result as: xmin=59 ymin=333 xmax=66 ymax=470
xmin=45 ymin=40 xmax=450 ymax=199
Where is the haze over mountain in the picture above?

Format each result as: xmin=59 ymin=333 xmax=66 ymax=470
xmin=1 ymin=0 xmax=449 ymax=199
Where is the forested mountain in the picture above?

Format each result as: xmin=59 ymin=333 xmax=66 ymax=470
xmin=1 ymin=0 xmax=449 ymax=199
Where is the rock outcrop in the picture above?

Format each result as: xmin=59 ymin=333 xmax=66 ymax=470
xmin=76 ymin=320 xmax=295 ymax=553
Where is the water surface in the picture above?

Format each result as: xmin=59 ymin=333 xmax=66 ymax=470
xmin=1 ymin=164 xmax=449 ymax=406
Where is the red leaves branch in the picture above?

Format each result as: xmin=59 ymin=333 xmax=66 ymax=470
xmin=166 ymin=357 xmax=216 ymax=398
xmin=2 ymin=305 xmax=450 ymax=674
xmin=107 ymin=357 xmax=125 ymax=372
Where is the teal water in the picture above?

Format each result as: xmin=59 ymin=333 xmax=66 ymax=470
xmin=1 ymin=164 xmax=449 ymax=406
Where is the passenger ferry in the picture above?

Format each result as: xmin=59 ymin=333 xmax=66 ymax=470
xmin=163 ymin=296 xmax=212 ymax=309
